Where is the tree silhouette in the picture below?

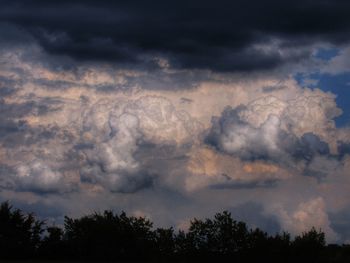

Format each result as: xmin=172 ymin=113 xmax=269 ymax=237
xmin=39 ymin=226 xmax=66 ymax=259
xmin=0 ymin=201 xmax=43 ymax=259
xmin=1 ymin=201 xmax=350 ymax=262
xmin=64 ymin=210 xmax=155 ymax=260
xmin=292 ymin=227 xmax=326 ymax=262
xmin=154 ymin=227 xmax=176 ymax=259
xmin=184 ymin=211 xmax=251 ymax=260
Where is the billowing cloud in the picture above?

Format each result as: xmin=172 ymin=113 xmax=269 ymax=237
xmin=205 ymin=93 xmax=341 ymax=170
xmin=74 ymin=95 xmax=201 ymax=192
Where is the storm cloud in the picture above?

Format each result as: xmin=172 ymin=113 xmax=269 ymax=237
xmin=1 ymin=0 xmax=350 ymax=71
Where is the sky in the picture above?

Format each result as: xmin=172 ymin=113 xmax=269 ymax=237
xmin=1 ymin=0 xmax=350 ymax=243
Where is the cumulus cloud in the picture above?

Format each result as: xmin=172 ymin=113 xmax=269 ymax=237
xmin=79 ymin=96 xmax=202 ymax=192
xmin=206 ymin=92 xmax=342 ymax=170
xmin=206 ymin=106 xmax=283 ymax=161
xmin=80 ymin=112 xmax=145 ymax=193
xmin=276 ymin=197 xmax=339 ymax=243
xmin=13 ymin=160 xmax=73 ymax=193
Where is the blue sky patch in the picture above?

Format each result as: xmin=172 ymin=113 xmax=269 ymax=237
xmin=314 ymin=48 xmax=339 ymax=61
xmin=295 ymin=72 xmax=350 ymax=127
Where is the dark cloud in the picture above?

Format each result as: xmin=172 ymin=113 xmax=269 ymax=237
xmin=80 ymin=165 xmax=155 ymax=194
xmin=0 ymin=97 xmax=63 ymax=119
xmin=1 ymin=125 xmax=55 ymax=148
xmin=0 ymin=22 xmax=34 ymax=47
xmin=33 ymin=78 xmax=77 ymax=90
xmin=262 ymin=85 xmax=288 ymax=93
xmin=0 ymin=86 xmax=17 ymax=96
xmin=0 ymin=97 xmax=64 ymax=146
xmin=0 ymin=119 xmax=26 ymax=139
xmin=0 ymin=75 xmax=20 ymax=96
xmin=230 ymin=202 xmax=281 ymax=234
xmin=210 ymin=179 xmax=278 ymax=190
xmin=11 ymin=200 xmax=65 ymax=219
xmin=280 ymin=132 xmax=330 ymax=162
xmin=0 ymin=164 xmax=16 ymax=189
xmin=330 ymin=208 xmax=350 ymax=243
xmin=94 ymin=70 xmax=207 ymax=92
xmin=1 ymin=0 xmax=350 ymax=72
xmin=337 ymin=141 xmax=350 ymax=159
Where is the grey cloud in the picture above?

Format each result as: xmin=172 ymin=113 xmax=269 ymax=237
xmin=90 ymin=69 xmax=211 ymax=92
xmin=0 ymin=97 xmax=65 ymax=148
xmin=206 ymin=105 xmax=284 ymax=161
xmin=0 ymin=119 xmax=26 ymax=139
xmin=210 ymin=179 xmax=278 ymax=190
xmin=330 ymin=208 xmax=350 ymax=243
xmin=33 ymin=78 xmax=77 ymax=90
xmin=11 ymin=199 xmax=65 ymax=220
xmin=230 ymin=202 xmax=281 ymax=234
xmin=303 ymin=159 xmax=339 ymax=181
xmin=0 ymin=87 xmax=17 ymax=96
xmin=281 ymin=132 xmax=330 ymax=162
xmin=262 ymin=85 xmax=288 ymax=93
xmin=0 ymin=22 xmax=34 ymax=48
xmin=337 ymin=141 xmax=350 ymax=159
xmin=0 ymin=98 xmax=80 ymax=194
xmin=0 ymin=158 xmax=76 ymax=194
xmin=1 ymin=125 xmax=58 ymax=148
xmin=0 ymin=75 xmax=19 ymax=97
xmin=0 ymin=164 xmax=16 ymax=189
xmin=0 ymin=97 xmax=63 ymax=119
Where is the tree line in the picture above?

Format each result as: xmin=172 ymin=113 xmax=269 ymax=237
xmin=0 ymin=201 xmax=350 ymax=262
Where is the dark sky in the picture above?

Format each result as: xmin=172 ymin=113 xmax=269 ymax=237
xmin=1 ymin=0 xmax=350 ymax=71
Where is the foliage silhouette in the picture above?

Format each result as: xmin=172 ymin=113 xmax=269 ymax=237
xmin=0 ymin=201 xmax=350 ymax=262
xmin=0 ymin=201 xmax=44 ymax=259
xmin=63 ymin=210 xmax=155 ymax=260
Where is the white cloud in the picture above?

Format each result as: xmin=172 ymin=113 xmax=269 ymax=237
xmin=276 ymin=197 xmax=339 ymax=243
xmin=322 ymin=46 xmax=350 ymax=75
xmin=14 ymin=160 xmax=72 ymax=193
